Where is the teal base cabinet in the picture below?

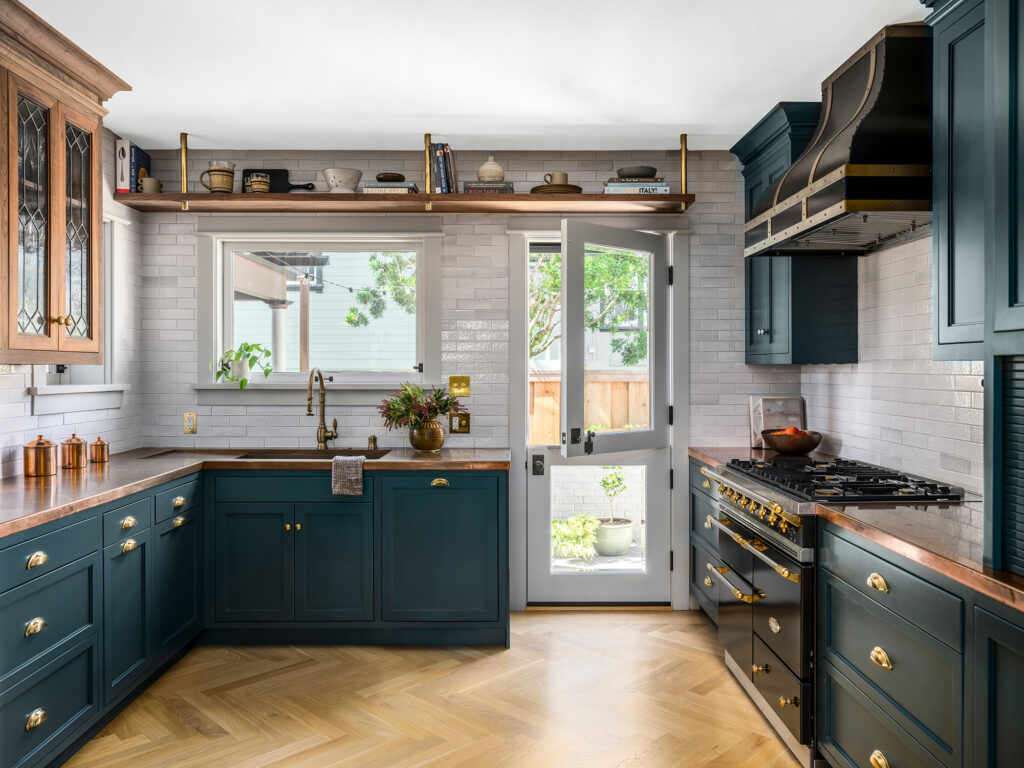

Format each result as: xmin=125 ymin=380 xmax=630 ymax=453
xmin=102 ymin=527 xmax=153 ymax=705
xmin=153 ymin=506 xmax=202 ymax=658
xmin=972 ymin=606 xmax=1024 ymax=767
xmin=295 ymin=502 xmax=373 ymax=621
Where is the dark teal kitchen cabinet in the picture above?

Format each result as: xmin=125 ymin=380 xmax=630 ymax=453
xmin=153 ymin=506 xmax=202 ymax=657
xmin=931 ymin=0 xmax=986 ymax=360
xmin=102 ymin=527 xmax=153 ymax=705
xmin=381 ymin=474 xmax=501 ymax=622
xmin=294 ymin=502 xmax=373 ymax=621
xmin=745 ymin=254 xmax=858 ymax=365
xmin=213 ymin=503 xmax=294 ymax=622
xmin=972 ymin=606 xmax=1024 ymax=767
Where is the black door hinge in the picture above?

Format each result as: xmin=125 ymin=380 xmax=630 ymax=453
xmin=668 ymin=405 xmax=674 ymax=425
xmin=669 ymin=468 xmax=674 ymax=489
xmin=670 ymin=550 xmax=674 ymax=571
xmin=667 ymin=265 xmax=674 ymax=285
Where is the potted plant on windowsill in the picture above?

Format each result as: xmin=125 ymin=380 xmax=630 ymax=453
xmin=378 ymin=383 xmax=465 ymax=453
xmin=213 ymin=342 xmax=273 ymax=390
xmin=594 ymin=465 xmax=633 ymax=556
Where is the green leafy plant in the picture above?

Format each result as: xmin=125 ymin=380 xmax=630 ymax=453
xmin=213 ymin=342 xmax=273 ymax=390
xmin=551 ymin=513 xmax=600 ymax=559
xmin=377 ymin=382 xmax=464 ymax=430
xmin=344 ymin=252 xmax=417 ymax=327
xmin=600 ymin=465 xmax=628 ymax=524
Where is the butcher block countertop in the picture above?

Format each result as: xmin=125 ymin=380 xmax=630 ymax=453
xmin=0 ymin=447 xmax=511 ymax=540
xmin=689 ymin=446 xmax=1024 ymax=612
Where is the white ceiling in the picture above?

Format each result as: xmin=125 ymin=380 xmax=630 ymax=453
xmin=25 ymin=0 xmax=927 ymax=151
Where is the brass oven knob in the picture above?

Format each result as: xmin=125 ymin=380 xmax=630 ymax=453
xmin=778 ymin=521 xmax=788 ymax=533
xmin=739 ymin=496 xmax=749 ymax=509
xmin=767 ymin=513 xmax=778 ymax=525
xmin=758 ymin=505 xmax=767 ymax=519
xmin=752 ymin=664 xmax=770 ymax=674
xmin=778 ymin=696 xmax=799 ymax=708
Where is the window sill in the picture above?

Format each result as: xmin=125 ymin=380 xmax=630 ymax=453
xmin=29 ymin=384 xmax=125 ymax=415
xmin=193 ymin=381 xmax=421 ymax=407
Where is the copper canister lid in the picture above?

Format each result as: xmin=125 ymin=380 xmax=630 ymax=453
xmin=62 ymin=433 xmax=87 ymax=445
xmin=25 ymin=434 xmax=56 ymax=448
xmin=89 ymin=437 xmax=110 ymax=463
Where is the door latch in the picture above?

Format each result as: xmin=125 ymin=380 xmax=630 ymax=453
xmin=532 ymin=455 xmax=545 ymax=476
xmin=584 ymin=430 xmax=595 ymax=455
xmin=570 ymin=427 xmax=581 ymax=444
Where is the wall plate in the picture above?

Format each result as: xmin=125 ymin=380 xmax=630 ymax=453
xmin=184 ymin=412 xmax=197 ymax=434
xmin=449 ymin=375 xmax=470 ymax=397
xmin=449 ymin=412 xmax=470 ymax=434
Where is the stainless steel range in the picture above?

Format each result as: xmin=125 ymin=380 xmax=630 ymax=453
xmin=697 ymin=458 xmax=964 ymax=768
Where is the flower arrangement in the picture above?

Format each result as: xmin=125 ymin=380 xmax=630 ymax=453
xmin=377 ymin=383 xmax=465 ymax=430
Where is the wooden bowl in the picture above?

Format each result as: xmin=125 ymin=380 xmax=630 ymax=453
xmin=376 ymin=172 xmax=405 ymax=182
xmin=761 ymin=429 xmax=823 ymax=455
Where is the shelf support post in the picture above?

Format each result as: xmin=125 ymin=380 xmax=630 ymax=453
xmin=180 ymin=132 xmax=189 ymax=211
xmin=424 ymin=133 xmax=432 ymax=211
xmin=679 ymin=133 xmax=687 ymax=211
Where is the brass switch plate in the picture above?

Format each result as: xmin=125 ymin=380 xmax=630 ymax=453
xmin=448 ymin=375 xmax=470 ymax=397
xmin=184 ymin=412 xmax=197 ymax=434
xmin=449 ymin=412 xmax=470 ymax=434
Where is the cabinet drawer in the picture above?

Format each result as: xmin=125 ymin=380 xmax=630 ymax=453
xmin=689 ymin=462 xmax=715 ymax=499
xmin=0 ymin=516 xmax=101 ymax=594
xmin=0 ymin=554 xmax=99 ymax=684
xmin=821 ymin=527 xmax=963 ymax=650
xmin=155 ymin=477 xmax=200 ymax=523
xmin=819 ymin=659 xmax=944 ymax=768
xmin=0 ymin=639 xmax=98 ymax=768
xmin=691 ymin=543 xmax=719 ymax=625
xmin=216 ymin=474 xmax=372 ymax=503
xmin=753 ymin=547 xmax=808 ymax=679
xmin=102 ymin=496 xmax=153 ymax=546
xmin=752 ymin=634 xmax=809 ymax=746
xmin=690 ymin=487 xmax=719 ymax=553
xmin=822 ymin=572 xmax=961 ymax=760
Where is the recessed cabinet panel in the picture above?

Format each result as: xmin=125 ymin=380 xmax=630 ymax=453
xmin=153 ymin=507 xmax=201 ymax=655
xmin=973 ymin=607 xmax=1024 ymax=767
xmin=294 ymin=503 xmax=373 ymax=621
xmin=214 ymin=503 xmax=294 ymax=622
xmin=103 ymin=529 xmax=152 ymax=704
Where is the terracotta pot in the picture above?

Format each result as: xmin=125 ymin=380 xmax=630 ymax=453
xmin=409 ymin=420 xmax=445 ymax=453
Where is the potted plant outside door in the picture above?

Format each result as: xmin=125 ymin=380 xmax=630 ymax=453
xmin=594 ymin=465 xmax=633 ymax=556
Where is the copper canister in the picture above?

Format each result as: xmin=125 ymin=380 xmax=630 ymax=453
xmin=60 ymin=434 xmax=88 ymax=469
xmin=89 ymin=437 xmax=110 ymax=463
xmin=23 ymin=435 xmax=57 ymax=477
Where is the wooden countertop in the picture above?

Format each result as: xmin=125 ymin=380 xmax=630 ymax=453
xmin=689 ymin=446 xmax=1024 ymax=612
xmin=0 ymin=447 xmax=511 ymax=540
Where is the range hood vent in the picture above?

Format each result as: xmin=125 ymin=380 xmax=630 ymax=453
xmin=744 ymin=24 xmax=931 ymax=257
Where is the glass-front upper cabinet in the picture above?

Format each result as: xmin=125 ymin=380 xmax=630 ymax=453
xmin=4 ymin=72 xmax=103 ymax=362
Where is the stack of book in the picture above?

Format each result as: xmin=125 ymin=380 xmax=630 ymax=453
xmin=463 ymin=181 xmax=514 ymax=194
xmin=362 ymin=181 xmax=419 ymax=195
xmin=114 ymin=140 xmax=151 ymax=193
xmin=603 ymin=176 xmax=671 ymax=195
xmin=429 ymin=142 xmax=457 ymax=193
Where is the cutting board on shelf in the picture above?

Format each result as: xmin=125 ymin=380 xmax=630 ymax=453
xmin=241 ymin=169 xmax=315 ymax=192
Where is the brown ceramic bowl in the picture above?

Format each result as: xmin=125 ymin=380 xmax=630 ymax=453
xmin=376 ymin=172 xmax=405 ymax=182
xmin=761 ymin=429 xmax=823 ymax=455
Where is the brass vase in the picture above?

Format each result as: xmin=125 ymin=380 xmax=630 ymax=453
xmin=409 ymin=420 xmax=445 ymax=453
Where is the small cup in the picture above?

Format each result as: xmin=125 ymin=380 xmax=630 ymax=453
xmin=544 ymin=172 xmax=568 ymax=185
xmin=139 ymin=176 xmax=162 ymax=194
xmin=244 ymin=172 xmax=271 ymax=193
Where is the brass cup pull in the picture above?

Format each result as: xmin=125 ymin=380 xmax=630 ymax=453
xmin=172 ymin=515 xmax=186 ymax=528
xmin=26 ymin=551 xmax=49 ymax=570
xmin=752 ymin=664 xmax=770 ymax=674
xmin=121 ymin=515 xmax=137 ymax=531
xmin=120 ymin=538 xmax=139 ymax=555
xmin=778 ymin=696 xmax=799 ymax=708
xmin=430 ymin=478 xmax=450 ymax=487
xmin=172 ymin=495 xmax=186 ymax=509
xmin=701 ymin=479 xmax=711 ymax=489
xmin=870 ymin=646 xmax=894 ymax=671
xmin=24 ymin=617 xmax=47 ymax=637
xmin=25 ymin=707 xmax=47 ymax=730
xmin=866 ymin=572 xmax=890 ymax=594
xmin=869 ymin=750 xmax=891 ymax=768
xmin=703 ymin=576 xmax=714 ymax=588
xmin=295 ymin=523 xmax=303 ymax=532
xmin=284 ymin=524 xmax=292 ymax=532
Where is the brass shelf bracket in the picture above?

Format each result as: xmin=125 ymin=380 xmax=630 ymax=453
xmin=424 ymin=133 xmax=432 ymax=211
xmin=180 ymin=132 xmax=189 ymax=211
xmin=680 ymin=133 xmax=688 ymax=211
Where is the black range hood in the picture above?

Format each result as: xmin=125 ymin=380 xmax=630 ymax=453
xmin=745 ymin=24 xmax=931 ymax=257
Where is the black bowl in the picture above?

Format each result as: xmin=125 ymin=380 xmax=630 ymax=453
xmin=761 ymin=429 xmax=823 ymax=455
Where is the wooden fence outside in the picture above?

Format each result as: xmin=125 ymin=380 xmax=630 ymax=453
xmin=529 ymin=371 xmax=650 ymax=446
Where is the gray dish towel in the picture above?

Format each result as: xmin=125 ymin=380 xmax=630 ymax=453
xmin=331 ymin=455 xmax=364 ymax=496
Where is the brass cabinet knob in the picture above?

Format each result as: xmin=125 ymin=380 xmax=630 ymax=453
xmin=284 ymin=524 xmax=292 ymax=532
xmin=172 ymin=495 xmax=186 ymax=508
xmin=24 ymin=617 xmax=47 ymax=637
xmin=430 ymin=478 xmax=450 ymax=487
xmin=866 ymin=572 xmax=890 ymax=594
xmin=703 ymin=576 xmax=714 ymax=588
xmin=717 ymin=483 xmax=726 ymax=494
xmin=869 ymin=750 xmax=891 ymax=768
xmin=752 ymin=664 xmax=770 ymax=674
xmin=26 ymin=551 xmax=49 ymax=570
xmin=704 ymin=516 xmax=713 ymax=530
xmin=701 ymin=479 xmax=711 ymax=489
xmin=778 ymin=696 xmax=799 ymax=708
xmin=172 ymin=515 xmax=186 ymax=528
xmin=870 ymin=646 xmax=894 ymax=671
xmin=25 ymin=707 xmax=47 ymax=730
xmin=294 ymin=523 xmax=302 ymax=532
xmin=121 ymin=538 xmax=139 ymax=554
xmin=53 ymin=316 xmax=72 ymax=327
xmin=121 ymin=515 xmax=137 ymax=531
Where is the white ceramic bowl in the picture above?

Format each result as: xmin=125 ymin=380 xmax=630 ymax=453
xmin=323 ymin=167 xmax=362 ymax=193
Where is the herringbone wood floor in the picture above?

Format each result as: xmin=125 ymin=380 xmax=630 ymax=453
xmin=66 ymin=611 xmax=799 ymax=768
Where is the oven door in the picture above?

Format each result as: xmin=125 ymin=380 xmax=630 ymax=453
xmin=712 ymin=504 xmax=758 ymax=677
xmin=751 ymin=535 xmax=810 ymax=679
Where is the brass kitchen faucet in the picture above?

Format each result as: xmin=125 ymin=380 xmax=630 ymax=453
xmin=306 ymin=368 xmax=338 ymax=450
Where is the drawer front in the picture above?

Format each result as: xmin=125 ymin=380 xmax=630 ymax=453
xmin=0 ymin=639 xmax=98 ymax=768
xmin=819 ymin=659 xmax=944 ymax=768
xmin=689 ymin=461 xmax=716 ymax=499
xmin=752 ymin=548 xmax=807 ymax=678
xmin=752 ymin=634 xmax=808 ymax=745
xmin=690 ymin=487 xmax=719 ymax=552
xmin=155 ymin=477 xmax=200 ymax=523
xmin=216 ymin=474 xmax=372 ymax=503
xmin=0 ymin=516 xmax=101 ymax=594
xmin=821 ymin=527 xmax=963 ymax=650
xmin=822 ymin=572 xmax=961 ymax=759
xmin=691 ymin=543 xmax=719 ymax=625
xmin=0 ymin=554 xmax=100 ymax=684
xmin=102 ymin=496 xmax=153 ymax=546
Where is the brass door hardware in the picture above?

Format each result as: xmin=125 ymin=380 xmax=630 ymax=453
xmin=702 ymin=479 xmax=711 ymax=489
xmin=52 ymin=316 xmax=73 ymax=327
xmin=172 ymin=496 xmax=186 ymax=509
xmin=705 ymin=516 xmax=800 ymax=583
xmin=121 ymin=516 xmax=137 ymax=530
xmin=121 ymin=539 xmax=139 ymax=554
xmin=870 ymin=646 xmax=894 ymax=671
xmin=778 ymin=696 xmax=799 ymax=708
xmin=24 ymin=617 xmax=47 ymax=637
xmin=284 ymin=524 xmax=292 ymax=532
xmin=752 ymin=664 xmax=770 ymax=674
xmin=768 ymin=617 xmax=782 ymax=634
xmin=172 ymin=515 xmax=186 ymax=528
xmin=869 ymin=750 xmax=891 ymax=768
xmin=26 ymin=551 xmax=49 ymax=570
xmin=295 ymin=523 xmax=303 ymax=532
xmin=866 ymin=572 xmax=890 ymax=593
xmin=706 ymin=562 xmax=762 ymax=603
xmin=703 ymin=576 xmax=714 ymax=588
xmin=431 ymin=478 xmax=450 ymax=487
xmin=25 ymin=708 xmax=47 ymax=731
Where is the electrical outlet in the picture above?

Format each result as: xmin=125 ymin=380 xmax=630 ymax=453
xmin=449 ymin=412 xmax=470 ymax=434
xmin=183 ymin=412 xmax=197 ymax=434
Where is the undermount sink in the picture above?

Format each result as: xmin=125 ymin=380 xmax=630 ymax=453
xmin=237 ymin=449 xmax=391 ymax=460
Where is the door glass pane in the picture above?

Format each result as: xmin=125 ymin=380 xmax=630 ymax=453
xmin=65 ymin=122 xmax=91 ymax=338
xmin=528 ymin=243 xmax=561 ymax=446
xmin=582 ymin=244 xmax=651 ymax=434
xmin=550 ymin=464 xmax=646 ymax=574
xmin=17 ymin=94 xmax=48 ymax=336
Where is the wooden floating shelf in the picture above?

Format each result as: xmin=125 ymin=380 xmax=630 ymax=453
xmin=112 ymin=192 xmax=694 ymax=214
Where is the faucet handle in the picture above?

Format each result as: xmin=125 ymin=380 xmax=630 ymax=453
xmin=329 ymin=418 xmax=338 ymax=441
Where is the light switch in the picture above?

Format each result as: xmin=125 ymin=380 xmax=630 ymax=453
xmin=184 ymin=412 xmax=197 ymax=434
xmin=449 ymin=375 xmax=470 ymax=397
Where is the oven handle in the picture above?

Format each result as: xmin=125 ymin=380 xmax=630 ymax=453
xmin=706 ymin=562 xmax=763 ymax=604
xmin=706 ymin=514 xmax=801 ymax=584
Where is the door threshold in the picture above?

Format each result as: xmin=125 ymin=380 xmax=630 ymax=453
xmin=525 ymin=602 xmax=672 ymax=611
